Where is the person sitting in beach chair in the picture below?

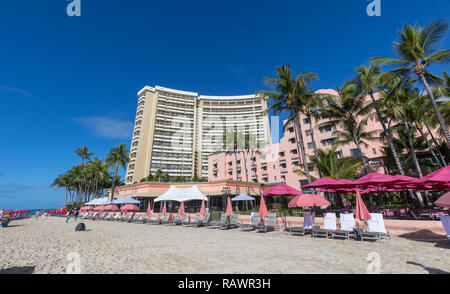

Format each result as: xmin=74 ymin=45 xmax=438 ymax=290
xmin=240 ymin=212 xmax=262 ymax=232
xmin=220 ymin=214 xmax=240 ymax=230
xmin=256 ymin=213 xmax=277 ymax=233
xmin=207 ymin=213 xmax=227 ymax=229
xmin=361 ymin=213 xmax=391 ymax=241
xmin=331 ymin=213 xmax=355 ymax=240
xmin=312 ymin=212 xmax=337 ymax=239
xmin=289 ymin=212 xmax=315 ymax=236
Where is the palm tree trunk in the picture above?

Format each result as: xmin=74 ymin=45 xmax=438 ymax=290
xmin=242 ymin=150 xmax=251 ymax=196
xmin=419 ymin=73 xmax=450 ymax=147
xmin=308 ymin=118 xmax=318 ymax=159
xmin=251 ymin=151 xmax=262 ymax=196
xmin=352 ymin=130 xmax=369 ymax=175
xmin=404 ymin=121 xmax=426 ymax=207
xmin=234 ymin=152 xmax=239 ymax=196
xmin=425 ymin=124 xmax=447 ymax=166
xmin=292 ymin=110 xmax=312 ymax=183
xmin=417 ymin=126 xmax=443 ymax=168
xmin=368 ymin=91 xmax=405 ymax=175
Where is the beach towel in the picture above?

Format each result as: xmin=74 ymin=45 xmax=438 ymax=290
xmin=368 ymin=213 xmax=387 ymax=234
xmin=323 ymin=213 xmax=337 ymax=230
xmin=303 ymin=212 xmax=314 ymax=229
xmin=340 ymin=213 xmax=355 ymax=231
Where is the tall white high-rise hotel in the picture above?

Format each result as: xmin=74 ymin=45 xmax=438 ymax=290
xmin=126 ymin=86 xmax=272 ymax=183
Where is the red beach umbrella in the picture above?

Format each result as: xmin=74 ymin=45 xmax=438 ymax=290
xmin=289 ymin=194 xmax=330 ymax=208
xmin=94 ymin=205 xmax=105 ymax=211
xmin=259 ymin=195 xmax=268 ymax=217
xmin=355 ymin=191 xmax=371 ymax=221
xmin=121 ymin=204 xmax=139 ymax=211
xmin=353 ymin=173 xmax=398 ymax=188
xmin=435 ymin=192 xmax=450 ymax=208
xmin=179 ymin=201 xmax=185 ymax=216
xmin=225 ymin=198 xmax=233 ymax=217
xmin=302 ymin=177 xmax=340 ymax=189
xmin=199 ymin=200 xmax=206 ymax=216
xmin=161 ymin=202 xmax=167 ymax=216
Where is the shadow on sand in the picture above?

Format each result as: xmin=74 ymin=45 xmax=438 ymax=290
xmin=0 ymin=266 xmax=35 ymax=274
xmin=398 ymin=230 xmax=450 ymax=249
xmin=406 ymin=261 xmax=449 ymax=274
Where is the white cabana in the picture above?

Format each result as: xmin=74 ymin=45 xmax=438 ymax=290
xmin=231 ymin=194 xmax=255 ymax=201
xmin=112 ymin=196 xmax=140 ymax=205
xmin=154 ymin=185 xmax=208 ymax=202
xmin=85 ymin=197 xmax=112 ymax=205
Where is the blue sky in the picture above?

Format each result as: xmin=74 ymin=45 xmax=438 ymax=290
xmin=0 ymin=0 xmax=449 ymax=209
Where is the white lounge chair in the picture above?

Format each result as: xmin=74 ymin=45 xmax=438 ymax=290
xmin=332 ymin=213 xmax=355 ymax=240
xmin=439 ymin=214 xmax=450 ymax=243
xmin=312 ymin=212 xmax=337 ymax=239
xmin=362 ymin=213 xmax=391 ymax=241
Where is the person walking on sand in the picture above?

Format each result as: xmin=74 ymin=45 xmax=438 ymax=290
xmin=73 ymin=209 xmax=79 ymax=222
xmin=35 ymin=210 xmax=40 ymax=220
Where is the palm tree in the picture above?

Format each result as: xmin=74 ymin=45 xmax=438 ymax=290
xmin=154 ymin=169 xmax=163 ymax=182
xmin=106 ymin=144 xmax=129 ymax=201
xmin=333 ymin=119 xmax=378 ymax=174
xmin=74 ymin=146 xmax=93 ymax=199
xmin=320 ymin=81 xmax=374 ymax=174
xmin=259 ymin=65 xmax=318 ymax=183
xmin=354 ymin=65 xmax=406 ymax=175
xmin=371 ymin=19 xmax=450 ymax=147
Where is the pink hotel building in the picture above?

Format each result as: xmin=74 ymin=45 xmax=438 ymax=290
xmin=207 ymin=89 xmax=387 ymax=192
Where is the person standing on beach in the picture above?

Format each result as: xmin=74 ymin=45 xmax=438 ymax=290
xmin=66 ymin=209 xmax=72 ymax=223
xmin=0 ymin=208 xmax=4 ymax=221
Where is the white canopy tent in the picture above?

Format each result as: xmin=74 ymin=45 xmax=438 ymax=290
xmin=112 ymin=197 xmax=140 ymax=205
xmin=85 ymin=197 xmax=112 ymax=205
xmin=154 ymin=185 xmax=208 ymax=203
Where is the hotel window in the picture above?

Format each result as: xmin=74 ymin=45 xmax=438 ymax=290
xmin=305 ymin=130 xmax=311 ymax=137
xmin=303 ymin=118 xmax=310 ymax=124
xmin=281 ymin=175 xmax=286 ymax=182
xmin=280 ymin=162 xmax=287 ymax=169
xmin=350 ymin=148 xmax=361 ymax=156
xmin=307 ymin=142 xmax=314 ymax=149
xmin=336 ymin=150 xmax=343 ymax=159
xmin=372 ymin=148 xmax=377 ymax=155
xmin=279 ymin=151 xmax=285 ymax=157
xmin=288 ymin=127 xmax=294 ymax=133
xmin=291 ymin=149 xmax=298 ymax=155
xmin=289 ymin=137 xmax=296 ymax=144
xmin=237 ymin=168 xmax=241 ymax=175
xmin=213 ymin=171 xmax=218 ymax=177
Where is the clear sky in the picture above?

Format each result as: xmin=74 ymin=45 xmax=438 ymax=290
xmin=1 ymin=0 xmax=449 ymax=209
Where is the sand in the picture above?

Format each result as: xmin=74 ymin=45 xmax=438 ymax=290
xmin=0 ymin=216 xmax=449 ymax=274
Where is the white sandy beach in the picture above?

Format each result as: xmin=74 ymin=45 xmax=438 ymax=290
xmin=0 ymin=216 xmax=449 ymax=274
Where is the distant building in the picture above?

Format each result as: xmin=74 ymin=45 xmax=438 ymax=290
xmin=208 ymin=89 xmax=387 ymax=192
xmin=126 ymin=86 xmax=272 ymax=184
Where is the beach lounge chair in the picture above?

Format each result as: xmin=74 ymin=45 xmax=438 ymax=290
xmin=166 ymin=213 xmax=180 ymax=225
xmin=439 ymin=214 xmax=450 ymax=243
xmin=256 ymin=213 xmax=277 ymax=233
xmin=91 ymin=212 xmax=99 ymax=220
xmin=312 ymin=212 xmax=337 ymax=239
xmin=289 ymin=212 xmax=315 ymax=236
xmin=159 ymin=213 xmax=170 ymax=225
xmin=182 ymin=213 xmax=199 ymax=226
xmin=177 ymin=214 xmax=187 ymax=226
xmin=109 ymin=212 xmax=120 ymax=221
xmin=81 ymin=212 xmax=89 ymax=219
xmin=331 ymin=213 xmax=355 ymax=240
xmin=207 ymin=213 xmax=227 ymax=229
xmin=220 ymin=214 xmax=240 ymax=230
xmin=126 ymin=212 xmax=136 ymax=223
xmin=192 ymin=212 xmax=210 ymax=227
xmin=132 ymin=214 xmax=144 ymax=224
xmin=147 ymin=213 xmax=162 ymax=225
xmin=240 ymin=213 xmax=262 ymax=232
xmin=142 ymin=212 xmax=152 ymax=224
xmin=361 ymin=213 xmax=391 ymax=241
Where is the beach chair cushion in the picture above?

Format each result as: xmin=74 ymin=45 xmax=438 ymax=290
xmin=368 ymin=213 xmax=387 ymax=234
xmin=340 ymin=213 xmax=355 ymax=231
xmin=323 ymin=213 xmax=337 ymax=231
xmin=439 ymin=214 xmax=450 ymax=238
xmin=303 ymin=212 xmax=315 ymax=229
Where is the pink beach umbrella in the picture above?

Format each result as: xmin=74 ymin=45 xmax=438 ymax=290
xmin=161 ymin=202 xmax=167 ymax=216
xmin=146 ymin=202 xmax=151 ymax=215
xmin=411 ymin=165 xmax=450 ymax=188
xmin=225 ymin=198 xmax=234 ymax=217
xmin=94 ymin=205 xmax=105 ymax=211
xmin=121 ymin=204 xmax=139 ymax=211
xmin=435 ymin=192 xmax=450 ymax=208
xmin=103 ymin=205 xmax=119 ymax=211
xmin=353 ymin=173 xmax=398 ymax=188
xmin=361 ymin=187 xmax=396 ymax=194
xmin=355 ymin=191 xmax=371 ymax=221
xmin=289 ymin=194 xmax=330 ymax=208
xmin=302 ymin=177 xmax=339 ymax=189
xmin=179 ymin=201 xmax=185 ymax=216
xmin=259 ymin=195 xmax=268 ymax=217
xmin=262 ymin=183 xmax=303 ymax=196
xmin=199 ymin=200 xmax=206 ymax=216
